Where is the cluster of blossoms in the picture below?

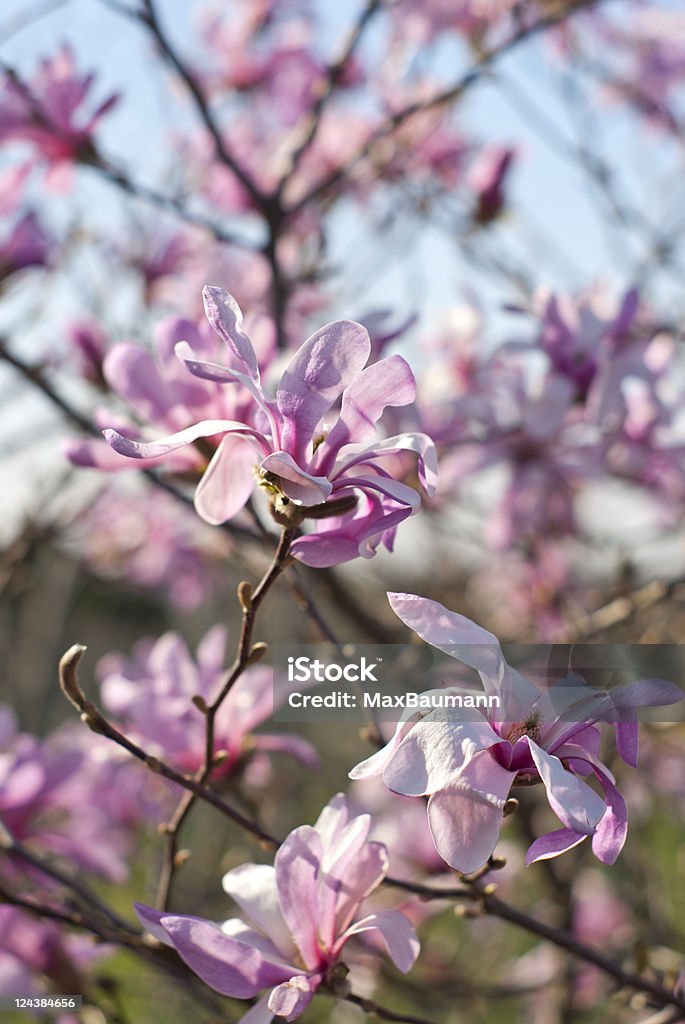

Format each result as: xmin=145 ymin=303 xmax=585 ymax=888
xmin=351 ymin=593 xmax=683 ymax=872
xmin=96 ymin=627 xmax=318 ymax=777
xmin=410 ymin=283 xmax=685 ymax=634
xmin=90 ymin=287 xmax=437 ymax=567
xmin=136 ymin=794 xmax=419 ymax=1022
xmin=0 ymin=706 xmax=140 ymax=884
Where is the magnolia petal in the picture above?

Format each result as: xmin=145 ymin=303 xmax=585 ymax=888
xmin=194 ymin=434 xmax=257 ymax=524
xmin=158 ymin=914 xmax=291 ymax=997
xmin=222 ymin=865 xmax=296 ymax=962
xmin=525 ymin=828 xmax=587 ymax=865
xmin=528 ymin=741 xmax=605 ymax=835
xmin=591 ymin=768 xmax=628 ymax=865
xmin=274 ymin=826 xmax=322 ymax=971
xmin=342 ymin=910 xmax=419 ymax=974
xmin=333 ymin=841 xmax=388 ymax=937
xmin=387 ymin=594 xmax=504 ymax=696
xmin=104 ymin=419 xmax=269 ymax=460
xmin=383 ymin=715 xmax=498 ymax=797
xmin=267 ymin=974 xmax=319 ymax=1021
xmin=277 ymin=320 xmax=370 ymax=464
xmin=203 ymin=286 xmax=259 ymax=381
xmin=426 ymin=753 xmax=514 ymax=873
xmin=322 ymin=355 xmax=416 ymax=459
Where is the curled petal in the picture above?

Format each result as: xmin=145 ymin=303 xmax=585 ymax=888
xmin=203 ymin=286 xmax=259 ymax=381
xmin=342 ymin=910 xmax=419 ymax=974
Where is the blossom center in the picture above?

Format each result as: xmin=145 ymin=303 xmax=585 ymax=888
xmin=505 ymin=711 xmax=542 ymax=746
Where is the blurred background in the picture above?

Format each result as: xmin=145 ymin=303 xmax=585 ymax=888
xmin=1 ymin=0 xmax=685 ymax=1021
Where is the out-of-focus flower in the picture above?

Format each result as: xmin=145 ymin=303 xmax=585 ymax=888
xmin=0 ymin=211 xmax=50 ymax=281
xmin=0 ymin=45 xmax=117 ymax=188
xmin=351 ymin=593 xmax=683 ymax=873
xmin=103 ymin=287 xmax=437 ymax=567
xmin=467 ymin=144 xmax=515 ymax=225
xmin=72 ymin=484 xmax=229 ymax=610
xmin=0 ymin=708 xmax=131 ymax=883
xmin=97 ymin=627 xmax=318 ymax=775
xmin=0 ymin=907 xmax=105 ymax=1016
xmin=136 ymin=794 xmax=419 ymax=1020
xmin=65 ymin=307 xmax=271 ymax=474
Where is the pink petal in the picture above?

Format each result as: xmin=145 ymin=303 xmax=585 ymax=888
xmin=525 ymin=828 xmax=587 ymax=865
xmin=426 ymin=751 xmax=515 ymax=873
xmin=154 ymin=914 xmax=291 ymax=997
xmin=383 ymin=715 xmax=498 ymax=797
xmin=203 ymin=286 xmax=259 ymax=380
xmin=277 ymin=320 xmax=370 ymax=464
xmin=222 ymin=865 xmax=295 ymax=962
xmin=387 ymin=594 xmax=504 ymax=696
xmin=342 ymin=910 xmax=419 ymax=974
xmin=528 ymin=741 xmax=605 ymax=836
xmin=321 ymin=355 xmax=416 ymax=460
xmin=194 ymin=434 xmax=257 ymax=524
xmin=103 ymin=419 xmax=269 ymax=460
xmin=267 ymin=974 xmax=320 ymax=1021
xmin=274 ymin=826 xmax=323 ymax=971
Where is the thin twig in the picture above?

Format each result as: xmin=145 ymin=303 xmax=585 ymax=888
xmin=289 ymin=0 xmax=599 ymax=214
xmin=58 ymin=645 xmax=279 ymax=850
xmin=155 ymin=525 xmax=295 ymax=908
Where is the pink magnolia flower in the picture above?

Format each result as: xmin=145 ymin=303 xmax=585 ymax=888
xmin=136 ymin=794 xmax=419 ymax=1021
xmin=350 ymin=594 xmax=683 ymax=873
xmin=73 ymin=483 xmax=230 ymax=610
xmin=0 ymin=45 xmax=117 ymax=188
xmin=97 ymin=627 xmax=318 ymax=776
xmin=103 ymin=287 xmax=437 ymax=567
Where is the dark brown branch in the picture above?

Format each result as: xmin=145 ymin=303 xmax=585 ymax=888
xmin=138 ymin=0 xmax=268 ymax=210
xmin=383 ymin=874 xmax=685 ymax=1015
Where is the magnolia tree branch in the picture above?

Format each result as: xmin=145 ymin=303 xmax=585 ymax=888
xmin=276 ymin=0 xmax=384 ymax=195
xmin=155 ymin=525 xmax=296 ymax=908
xmin=288 ymin=0 xmax=600 ymax=214
xmin=137 ymin=0 xmax=268 ymax=211
xmin=385 ymin=871 xmax=685 ymax=1016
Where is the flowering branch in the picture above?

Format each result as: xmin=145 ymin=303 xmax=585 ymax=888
xmin=136 ymin=0 xmax=268 ymax=211
xmin=155 ymin=525 xmax=295 ymax=908
xmin=289 ymin=0 xmax=600 ymax=214
xmin=57 ymin=644 xmax=279 ymax=849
